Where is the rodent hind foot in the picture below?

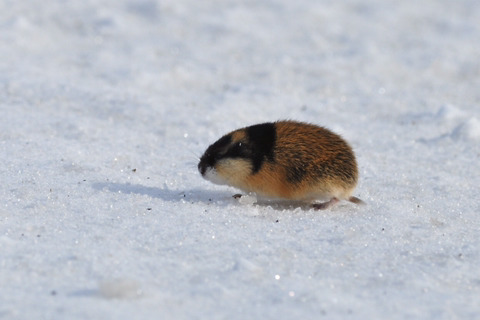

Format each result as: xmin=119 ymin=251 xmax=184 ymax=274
xmin=348 ymin=196 xmax=365 ymax=205
xmin=312 ymin=198 xmax=339 ymax=210
xmin=313 ymin=196 xmax=365 ymax=210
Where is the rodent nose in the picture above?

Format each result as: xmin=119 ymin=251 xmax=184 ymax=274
xmin=198 ymin=160 xmax=207 ymax=176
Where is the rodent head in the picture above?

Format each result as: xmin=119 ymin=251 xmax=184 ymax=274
xmin=198 ymin=123 xmax=276 ymax=187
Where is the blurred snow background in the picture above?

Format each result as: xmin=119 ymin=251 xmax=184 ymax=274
xmin=1 ymin=0 xmax=479 ymax=319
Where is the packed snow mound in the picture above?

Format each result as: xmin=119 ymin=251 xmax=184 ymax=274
xmin=451 ymin=118 xmax=480 ymax=141
xmin=434 ymin=104 xmax=466 ymax=122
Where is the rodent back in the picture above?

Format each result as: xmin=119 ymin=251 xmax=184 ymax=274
xmin=272 ymin=121 xmax=358 ymax=187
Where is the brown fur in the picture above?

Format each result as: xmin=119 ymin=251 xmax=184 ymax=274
xmin=229 ymin=122 xmax=358 ymax=200
xmin=199 ymin=120 xmax=363 ymax=209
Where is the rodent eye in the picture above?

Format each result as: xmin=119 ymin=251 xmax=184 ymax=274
xmin=225 ymin=141 xmax=247 ymax=158
xmin=235 ymin=142 xmax=245 ymax=151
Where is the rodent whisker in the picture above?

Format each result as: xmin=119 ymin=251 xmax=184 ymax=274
xmin=187 ymin=149 xmax=201 ymax=159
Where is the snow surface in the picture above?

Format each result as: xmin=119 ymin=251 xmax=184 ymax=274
xmin=1 ymin=0 xmax=480 ymax=319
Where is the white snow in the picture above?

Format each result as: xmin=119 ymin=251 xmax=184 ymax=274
xmin=1 ymin=0 xmax=480 ymax=319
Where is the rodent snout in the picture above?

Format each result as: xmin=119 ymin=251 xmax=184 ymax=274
xmin=198 ymin=159 xmax=207 ymax=176
xmin=198 ymin=152 xmax=213 ymax=176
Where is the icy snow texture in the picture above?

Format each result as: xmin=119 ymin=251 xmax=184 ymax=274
xmin=1 ymin=0 xmax=480 ymax=319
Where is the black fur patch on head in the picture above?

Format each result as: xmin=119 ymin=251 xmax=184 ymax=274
xmin=246 ymin=122 xmax=276 ymax=173
xmin=198 ymin=134 xmax=232 ymax=175
xmin=210 ymin=134 xmax=232 ymax=151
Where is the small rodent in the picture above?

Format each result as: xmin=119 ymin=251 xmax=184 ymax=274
xmin=198 ymin=120 xmax=364 ymax=209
